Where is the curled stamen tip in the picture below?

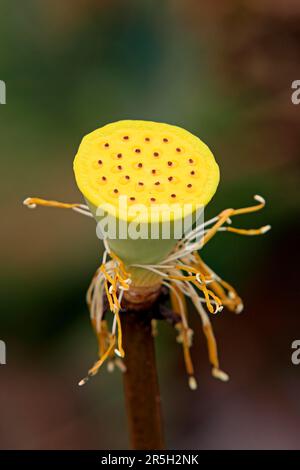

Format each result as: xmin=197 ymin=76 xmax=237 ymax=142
xmin=261 ymin=224 xmax=271 ymax=234
xmin=78 ymin=377 xmax=89 ymax=387
xmin=254 ymin=194 xmax=265 ymax=204
xmin=109 ymin=285 xmax=114 ymax=294
xmin=187 ymin=328 xmax=194 ymax=340
xmin=195 ymin=273 xmax=202 ymax=283
xmin=23 ymin=198 xmax=36 ymax=209
xmin=216 ymin=305 xmax=224 ymax=313
xmin=235 ymin=303 xmax=244 ymax=314
xmin=188 ymin=376 xmax=198 ymax=390
xmin=212 ymin=368 xmax=229 ymax=382
xmin=114 ymin=348 xmax=123 ymax=358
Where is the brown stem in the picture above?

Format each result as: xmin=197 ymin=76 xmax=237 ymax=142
xmin=121 ymin=307 xmax=165 ymax=450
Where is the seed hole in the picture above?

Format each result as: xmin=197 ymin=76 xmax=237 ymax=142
xmin=150 ymin=197 xmax=156 ymax=202
xmin=104 ymin=143 xmax=109 ymax=148
xmin=168 ymin=176 xmax=173 ymax=181
xmin=138 ymin=181 xmax=144 ymax=186
xmin=145 ymin=137 xmax=150 ymax=142
xmin=176 ymin=148 xmax=181 ymax=152
xmin=137 ymin=163 xmax=143 ymax=168
xmin=153 ymin=152 xmax=159 ymax=157
xmin=123 ymin=136 xmax=129 ymax=140
xmin=187 ymin=184 xmax=192 ymax=188
xmin=117 ymin=153 xmax=122 ymax=159
xmin=163 ymin=138 xmax=168 ymax=143
xmin=130 ymin=197 xmax=135 ymax=201
xmin=188 ymin=158 xmax=194 ymax=164
xmin=167 ymin=161 xmax=173 ymax=167
xmin=98 ymin=160 xmax=103 ymax=165
xmin=102 ymin=176 xmax=107 ymax=181
xmin=151 ymin=169 xmax=156 ymax=175
xmin=155 ymin=181 xmax=160 ymax=185
xmin=117 ymin=165 xmax=122 ymax=170
xmin=135 ymin=148 xmax=141 ymax=153
xmin=171 ymin=193 xmax=176 ymax=198
xmin=125 ymin=175 xmax=130 ymax=180
xmin=113 ymin=189 xmax=119 ymax=194
xmin=190 ymin=170 xmax=195 ymax=175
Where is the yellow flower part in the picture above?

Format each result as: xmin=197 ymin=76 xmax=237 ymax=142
xmin=23 ymin=120 xmax=270 ymax=390
xmin=73 ymin=120 xmax=219 ymax=223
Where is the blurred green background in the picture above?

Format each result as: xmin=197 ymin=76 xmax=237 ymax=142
xmin=1 ymin=0 xmax=299 ymax=449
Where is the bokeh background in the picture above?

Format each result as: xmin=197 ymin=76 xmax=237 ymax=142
xmin=1 ymin=0 xmax=300 ymax=449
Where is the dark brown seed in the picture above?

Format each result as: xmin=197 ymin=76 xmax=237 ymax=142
xmin=138 ymin=181 xmax=144 ymax=186
xmin=137 ymin=163 xmax=143 ymax=168
xmin=98 ymin=160 xmax=102 ymax=165
xmin=168 ymin=176 xmax=173 ymax=181
xmin=151 ymin=169 xmax=156 ymax=174
xmin=187 ymin=184 xmax=192 ymax=188
xmin=190 ymin=170 xmax=195 ymax=175
xmin=135 ymin=148 xmax=141 ymax=153
xmin=176 ymin=148 xmax=181 ymax=152
xmin=163 ymin=138 xmax=168 ymax=142
xmin=150 ymin=197 xmax=156 ymax=202
xmin=145 ymin=137 xmax=150 ymax=142
xmin=153 ymin=152 xmax=159 ymax=157
xmin=171 ymin=193 xmax=176 ymax=198
xmin=155 ymin=181 xmax=160 ymax=185
xmin=167 ymin=161 xmax=173 ymax=166
xmin=113 ymin=189 xmax=118 ymax=193
xmin=102 ymin=176 xmax=107 ymax=181
xmin=104 ymin=143 xmax=109 ymax=147
xmin=117 ymin=165 xmax=122 ymax=170
xmin=130 ymin=197 xmax=135 ymax=201
xmin=189 ymin=158 xmax=194 ymax=164
xmin=123 ymin=136 xmax=129 ymax=140
xmin=125 ymin=175 xmax=130 ymax=180
xmin=117 ymin=153 xmax=122 ymax=158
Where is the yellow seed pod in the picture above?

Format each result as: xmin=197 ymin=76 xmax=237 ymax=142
xmin=73 ymin=120 xmax=219 ymax=278
xmin=74 ymin=120 xmax=219 ymax=218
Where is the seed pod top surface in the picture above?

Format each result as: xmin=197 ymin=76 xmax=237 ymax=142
xmin=73 ymin=120 xmax=220 ymax=221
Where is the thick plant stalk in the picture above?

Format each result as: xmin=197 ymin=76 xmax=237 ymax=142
xmin=121 ymin=303 xmax=165 ymax=450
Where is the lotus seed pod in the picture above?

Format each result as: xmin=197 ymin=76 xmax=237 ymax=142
xmin=73 ymin=120 xmax=219 ymax=283
xmin=24 ymin=120 xmax=270 ymax=390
